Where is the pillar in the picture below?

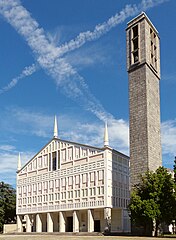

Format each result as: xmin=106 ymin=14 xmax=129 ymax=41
xmin=26 ymin=214 xmax=32 ymax=232
xmin=87 ymin=209 xmax=94 ymax=232
xmin=17 ymin=215 xmax=23 ymax=232
xmin=47 ymin=212 xmax=54 ymax=232
xmin=104 ymin=207 xmax=111 ymax=233
xmin=121 ymin=209 xmax=124 ymax=232
xmin=59 ymin=211 xmax=66 ymax=232
xmin=73 ymin=210 xmax=79 ymax=232
xmin=36 ymin=213 xmax=42 ymax=232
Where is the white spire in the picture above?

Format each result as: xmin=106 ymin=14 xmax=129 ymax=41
xmin=104 ymin=121 xmax=109 ymax=147
xmin=53 ymin=115 xmax=58 ymax=138
xmin=17 ymin=152 xmax=21 ymax=171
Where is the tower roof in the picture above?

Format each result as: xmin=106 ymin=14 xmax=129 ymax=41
xmin=127 ymin=12 xmax=158 ymax=34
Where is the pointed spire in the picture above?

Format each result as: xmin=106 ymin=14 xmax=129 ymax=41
xmin=17 ymin=152 xmax=21 ymax=171
xmin=53 ymin=115 xmax=58 ymax=138
xmin=104 ymin=121 xmax=109 ymax=147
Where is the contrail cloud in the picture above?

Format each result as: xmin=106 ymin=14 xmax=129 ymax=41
xmin=0 ymin=0 xmax=167 ymax=150
xmin=0 ymin=0 xmax=168 ymax=94
xmin=57 ymin=0 xmax=168 ymax=55
xmin=0 ymin=0 xmax=111 ymax=121
xmin=0 ymin=64 xmax=37 ymax=94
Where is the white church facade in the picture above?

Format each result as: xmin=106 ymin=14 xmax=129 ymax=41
xmin=16 ymin=117 xmax=130 ymax=233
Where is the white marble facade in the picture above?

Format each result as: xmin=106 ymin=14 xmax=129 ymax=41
xmin=16 ymin=120 xmax=130 ymax=233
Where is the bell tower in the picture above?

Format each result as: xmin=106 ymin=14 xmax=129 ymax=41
xmin=126 ymin=12 xmax=162 ymax=186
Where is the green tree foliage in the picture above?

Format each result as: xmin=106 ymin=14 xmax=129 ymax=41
xmin=0 ymin=182 xmax=16 ymax=232
xmin=174 ymin=156 xmax=176 ymax=183
xmin=128 ymin=167 xmax=176 ymax=236
xmin=0 ymin=207 xmax=5 ymax=232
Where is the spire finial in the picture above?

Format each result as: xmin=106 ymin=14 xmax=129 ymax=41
xmin=17 ymin=152 xmax=21 ymax=171
xmin=104 ymin=121 xmax=109 ymax=147
xmin=54 ymin=115 xmax=58 ymax=138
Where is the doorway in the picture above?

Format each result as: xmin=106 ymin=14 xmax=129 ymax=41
xmin=94 ymin=220 xmax=101 ymax=232
xmin=66 ymin=217 xmax=73 ymax=232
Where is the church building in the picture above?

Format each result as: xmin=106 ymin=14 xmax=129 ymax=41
xmin=16 ymin=11 xmax=161 ymax=234
xmin=16 ymin=117 xmax=130 ymax=233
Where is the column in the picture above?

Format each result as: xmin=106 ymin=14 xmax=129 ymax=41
xmin=36 ymin=213 xmax=42 ymax=232
xmin=17 ymin=215 xmax=23 ymax=232
xmin=33 ymin=214 xmax=36 ymax=232
xmin=121 ymin=209 xmax=124 ymax=232
xmin=47 ymin=212 xmax=54 ymax=232
xmin=26 ymin=214 xmax=32 ymax=232
xmin=59 ymin=211 xmax=66 ymax=232
xmin=104 ymin=207 xmax=111 ymax=233
xmin=73 ymin=210 xmax=79 ymax=232
xmin=87 ymin=209 xmax=94 ymax=232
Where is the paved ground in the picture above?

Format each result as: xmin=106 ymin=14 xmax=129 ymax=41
xmin=0 ymin=235 xmax=175 ymax=240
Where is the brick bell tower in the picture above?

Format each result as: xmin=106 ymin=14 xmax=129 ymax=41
xmin=126 ymin=12 xmax=162 ymax=186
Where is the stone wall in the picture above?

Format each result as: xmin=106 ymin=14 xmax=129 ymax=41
xmin=3 ymin=224 xmax=17 ymax=234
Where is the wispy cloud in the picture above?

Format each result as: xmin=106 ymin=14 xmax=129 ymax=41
xmin=5 ymin=107 xmax=53 ymax=138
xmin=65 ymin=43 xmax=111 ymax=70
xmin=1 ymin=107 xmax=176 ymax=185
xmin=0 ymin=151 xmax=31 ymax=172
xmin=56 ymin=0 xmax=168 ymax=56
xmin=0 ymin=107 xmax=129 ymax=152
xmin=0 ymin=0 xmax=171 ymax=187
xmin=0 ymin=0 xmax=168 ymax=116
xmin=0 ymin=107 xmax=129 ymax=186
xmin=0 ymin=148 xmax=35 ymax=185
xmin=0 ymin=0 xmax=111 ymax=121
xmin=0 ymin=144 xmax=16 ymax=151
xmin=2 ymin=106 xmax=176 ymax=160
xmin=161 ymin=119 xmax=176 ymax=156
xmin=0 ymin=141 xmax=35 ymax=185
xmin=0 ymin=64 xmax=37 ymax=94
xmin=162 ymin=72 xmax=176 ymax=84
xmin=161 ymin=119 xmax=176 ymax=168
xmin=60 ymin=116 xmax=129 ymax=154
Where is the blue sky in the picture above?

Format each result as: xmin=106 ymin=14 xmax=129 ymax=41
xmin=0 ymin=0 xmax=176 ymax=186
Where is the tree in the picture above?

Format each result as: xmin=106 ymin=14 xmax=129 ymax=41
xmin=0 ymin=206 xmax=5 ymax=232
xmin=128 ymin=167 xmax=175 ymax=236
xmin=173 ymin=156 xmax=176 ymax=233
xmin=173 ymin=156 xmax=176 ymax=183
xmin=0 ymin=182 xmax=16 ymax=232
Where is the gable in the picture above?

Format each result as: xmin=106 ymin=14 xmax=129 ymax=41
xmin=18 ymin=138 xmax=103 ymax=178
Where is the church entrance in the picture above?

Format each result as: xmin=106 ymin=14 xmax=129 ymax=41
xmin=94 ymin=220 xmax=101 ymax=232
xmin=66 ymin=216 xmax=73 ymax=232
